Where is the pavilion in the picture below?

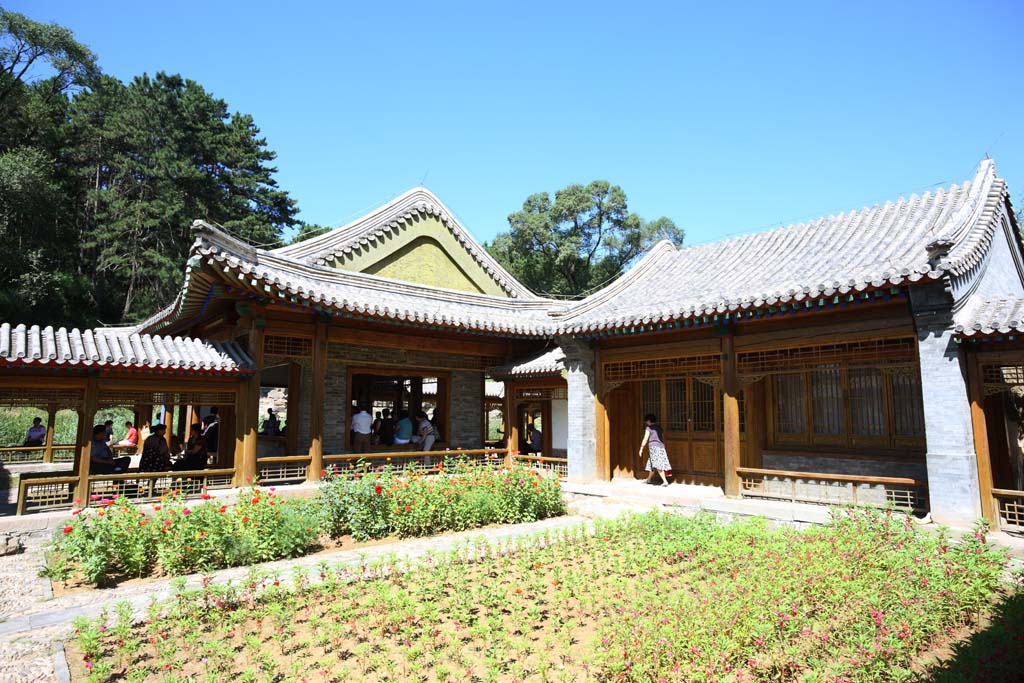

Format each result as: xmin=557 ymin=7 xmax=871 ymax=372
xmin=3 ymin=159 xmax=1024 ymax=530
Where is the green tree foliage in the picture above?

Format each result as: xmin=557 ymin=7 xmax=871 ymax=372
xmin=291 ymin=223 xmax=333 ymax=244
xmin=0 ymin=8 xmax=298 ymax=326
xmin=487 ymin=181 xmax=683 ymax=297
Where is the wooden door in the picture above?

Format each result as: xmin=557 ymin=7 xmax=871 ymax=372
xmin=608 ymin=384 xmax=641 ymax=478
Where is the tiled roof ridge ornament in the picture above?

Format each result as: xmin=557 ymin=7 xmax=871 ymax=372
xmin=925 ymin=236 xmax=956 ymax=270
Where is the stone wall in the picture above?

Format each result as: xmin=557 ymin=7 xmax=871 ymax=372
xmin=761 ymin=453 xmax=927 ymax=480
xmin=910 ymin=283 xmax=982 ymax=523
xmin=559 ymin=337 xmax=598 ymax=481
xmin=450 ymin=370 xmax=484 ymax=449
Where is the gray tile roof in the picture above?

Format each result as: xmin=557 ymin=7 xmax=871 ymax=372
xmin=552 ymin=160 xmax=1012 ymax=334
xmin=0 ymin=323 xmax=254 ymax=374
xmin=273 ymin=187 xmax=539 ymax=299
xmin=954 ymin=298 xmax=1024 ymax=337
xmin=490 ymin=347 xmax=565 ymax=378
xmin=149 ymin=225 xmax=558 ymax=337
xmin=140 ymin=161 xmax=1017 ymax=341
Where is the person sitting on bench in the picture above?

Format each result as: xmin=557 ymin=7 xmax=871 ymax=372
xmin=90 ymin=424 xmax=131 ymax=474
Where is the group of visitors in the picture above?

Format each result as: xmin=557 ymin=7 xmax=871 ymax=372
xmin=349 ymin=406 xmax=437 ymax=454
xmin=23 ymin=417 xmax=138 ymax=448
xmin=87 ymin=409 xmax=220 ymax=475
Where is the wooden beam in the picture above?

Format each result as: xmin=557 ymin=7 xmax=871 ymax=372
xmin=326 ymin=325 xmax=508 ymax=358
xmin=307 ymin=323 xmax=326 ymax=482
xmin=966 ymin=351 xmax=996 ymax=523
xmin=74 ymin=378 xmax=99 ymax=506
xmin=722 ymin=334 xmax=741 ymax=497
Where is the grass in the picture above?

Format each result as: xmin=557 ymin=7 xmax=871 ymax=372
xmin=68 ymin=509 xmax=1015 ymax=683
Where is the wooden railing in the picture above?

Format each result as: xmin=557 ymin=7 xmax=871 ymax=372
xmin=737 ymin=467 xmax=929 ymax=513
xmin=17 ymin=469 xmax=236 ymax=515
xmin=0 ymin=444 xmax=76 ymax=464
xmin=511 ymin=453 xmax=569 ymax=478
xmin=322 ymin=448 xmax=505 ymax=476
xmin=993 ymin=488 xmax=1024 ymax=532
xmin=257 ymin=455 xmax=311 ymax=484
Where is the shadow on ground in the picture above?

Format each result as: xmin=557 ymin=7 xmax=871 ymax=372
xmin=923 ymin=588 xmax=1024 ymax=682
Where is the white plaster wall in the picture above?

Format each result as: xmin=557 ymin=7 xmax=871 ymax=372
xmin=551 ymin=399 xmax=568 ymax=451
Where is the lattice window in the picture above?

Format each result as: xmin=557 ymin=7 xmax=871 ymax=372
xmin=982 ymin=364 xmax=1024 ymax=396
xmin=811 ymin=367 xmax=843 ymax=436
xmin=775 ymin=374 xmax=806 ymax=434
xmin=641 ymin=380 xmax=661 ymax=422
xmin=664 ymin=380 xmax=687 ymax=431
xmin=692 ymin=380 xmax=716 ymax=432
xmin=98 ymin=391 xmax=236 ymax=408
xmin=0 ymin=388 xmax=83 ymax=408
xmin=891 ymin=371 xmax=925 ymax=438
xmin=603 ymin=354 xmax=720 ymax=383
xmin=739 ymin=337 xmax=917 ymax=376
xmin=769 ymin=364 xmax=924 ymax=451
xmin=264 ymin=335 xmax=312 ymax=358
xmin=850 ymin=368 xmax=885 ymax=437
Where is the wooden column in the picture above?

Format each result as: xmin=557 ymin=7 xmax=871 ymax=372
xmin=286 ymin=362 xmax=302 ymax=458
xmin=75 ymin=378 xmax=99 ymax=506
xmin=541 ymin=400 xmax=553 ymax=458
xmin=232 ymin=397 xmax=246 ymax=486
xmin=595 ymin=347 xmax=610 ymax=480
xmin=307 ymin=323 xmax=326 ymax=482
xmin=722 ymin=334 xmax=741 ymax=497
xmin=505 ymin=381 xmax=516 ymax=467
xmin=163 ymin=403 xmax=175 ymax=448
xmin=966 ymin=352 xmax=995 ymax=523
xmin=184 ymin=404 xmax=195 ymax=439
xmin=43 ymin=402 xmax=57 ymax=464
xmin=242 ymin=322 xmax=265 ymax=485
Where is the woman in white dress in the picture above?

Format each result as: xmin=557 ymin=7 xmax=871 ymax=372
xmin=638 ymin=413 xmax=670 ymax=486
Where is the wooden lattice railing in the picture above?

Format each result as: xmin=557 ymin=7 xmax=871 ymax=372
xmin=511 ymin=453 xmax=569 ymax=478
xmin=257 ymin=456 xmax=311 ymax=484
xmin=322 ymin=448 xmax=506 ymax=477
xmin=737 ymin=467 xmax=928 ymax=513
xmin=993 ymin=488 xmax=1024 ymax=532
xmin=0 ymin=444 xmax=76 ymax=464
xmin=17 ymin=468 xmax=236 ymax=515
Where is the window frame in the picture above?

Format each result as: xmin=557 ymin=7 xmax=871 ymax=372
xmin=766 ymin=363 xmax=925 ymax=454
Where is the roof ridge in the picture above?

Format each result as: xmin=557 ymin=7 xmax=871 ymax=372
xmin=271 ymin=187 xmax=539 ymax=299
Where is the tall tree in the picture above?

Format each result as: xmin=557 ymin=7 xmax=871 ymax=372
xmin=487 ymin=181 xmax=683 ymax=297
xmin=72 ymin=73 xmax=299 ymax=320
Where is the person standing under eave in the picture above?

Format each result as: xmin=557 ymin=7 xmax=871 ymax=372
xmin=639 ymin=413 xmax=670 ymax=486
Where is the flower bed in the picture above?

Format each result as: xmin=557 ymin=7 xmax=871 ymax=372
xmin=45 ymin=462 xmax=566 ymax=586
xmin=318 ymin=462 xmax=566 ymax=541
xmin=68 ymin=509 xmax=1013 ymax=682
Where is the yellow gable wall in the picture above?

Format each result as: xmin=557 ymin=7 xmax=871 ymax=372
xmin=363 ymin=236 xmax=486 ymax=294
xmin=326 ymin=214 xmax=509 ymax=296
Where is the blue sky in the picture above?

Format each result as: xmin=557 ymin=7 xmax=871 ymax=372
xmin=10 ymin=0 xmax=1024 ymax=247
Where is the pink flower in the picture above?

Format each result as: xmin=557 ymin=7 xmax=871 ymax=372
xmin=182 ymin=508 xmax=192 ymax=516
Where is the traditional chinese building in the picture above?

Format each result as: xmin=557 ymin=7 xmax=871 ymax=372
xmin=3 ymin=161 xmax=1024 ymax=529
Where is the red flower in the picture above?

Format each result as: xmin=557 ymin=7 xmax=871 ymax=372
xmin=251 ymin=497 xmax=260 ymax=505
xmin=320 ymin=469 xmax=327 ymax=477
xmin=63 ymin=526 xmax=73 ymax=534
xmin=374 ymin=485 xmax=382 ymax=495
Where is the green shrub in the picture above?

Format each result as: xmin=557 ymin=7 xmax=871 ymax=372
xmin=45 ymin=488 xmax=321 ymax=585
